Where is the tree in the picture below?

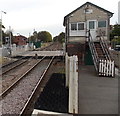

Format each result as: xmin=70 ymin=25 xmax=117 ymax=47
xmin=110 ymin=24 xmax=120 ymax=41
xmin=33 ymin=31 xmax=38 ymax=42
xmin=37 ymin=31 xmax=52 ymax=42
xmin=53 ymin=32 xmax=65 ymax=43
xmin=53 ymin=36 xmax=59 ymax=42
xmin=28 ymin=35 xmax=35 ymax=43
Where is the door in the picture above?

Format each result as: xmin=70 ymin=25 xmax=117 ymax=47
xmin=87 ymin=20 xmax=97 ymax=41
xmin=84 ymin=44 xmax=94 ymax=65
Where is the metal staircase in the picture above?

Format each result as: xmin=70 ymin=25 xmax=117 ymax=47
xmin=88 ymin=30 xmax=115 ymax=77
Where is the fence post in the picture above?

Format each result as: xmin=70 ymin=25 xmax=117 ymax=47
xmin=73 ymin=55 xmax=78 ymax=113
xmin=69 ymin=56 xmax=74 ymax=113
xmin=106 ymin=60 xmax=109 ymax=76
xmin=68 ymin=55 xmax=78 ymax=114
xmin=12 ymin=44 xmax=16 ymax=56
xmin=65 ymin=53 xmax=69 ymax=87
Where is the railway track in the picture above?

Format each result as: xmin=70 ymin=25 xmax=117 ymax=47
xmin=1 ymin=58 xmax=40 ymax=94
xmin=1 ymin=56 xmax=30 ymax=75
xmin=1 ymin=56 xmax=45 ymax=97
xmin=1 ymin=56 xmax=55 ymax=115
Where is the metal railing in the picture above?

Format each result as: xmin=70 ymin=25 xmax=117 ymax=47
xmin=87 ymin=30 xmax=115 ymax=77
xmin=87 ymin=30 xmax=99 ymax=72
xmin=99 ymin=30 xmax=112 ymax=60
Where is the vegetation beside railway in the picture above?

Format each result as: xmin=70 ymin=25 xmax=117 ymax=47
xmin=28 ymin=31 xmax=65 ymax=43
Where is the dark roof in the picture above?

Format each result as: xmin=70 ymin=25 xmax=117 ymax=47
xmin=63 ymin=2 xmax=114 ymax=26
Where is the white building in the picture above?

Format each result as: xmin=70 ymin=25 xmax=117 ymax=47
xmin=118 ymin=1 xmax=120 ymax=24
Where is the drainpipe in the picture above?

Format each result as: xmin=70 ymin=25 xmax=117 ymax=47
xmin=84 ymin=6 xmax=88 ymax=40
xmin=65 ymin=15 xmax=73 ymax=53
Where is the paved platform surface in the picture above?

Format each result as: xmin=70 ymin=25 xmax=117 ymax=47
xmin=78 ymin=65 xmax=118 ymax=114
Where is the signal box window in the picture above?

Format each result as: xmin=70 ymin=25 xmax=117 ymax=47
xmin=98 ymin=21 xmax=106 ymax=27
xmin=71 ymin=23 xmax=77 ymax=30
xmin=78 ymin=23 xmax=84 ymax=30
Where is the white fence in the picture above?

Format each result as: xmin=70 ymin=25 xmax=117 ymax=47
xmin=65 ymin=53 xmax=78 ymax=114
xmin=98 ymin=59 xmax=115 ymax=77
xmin=0 ymin=47 xmax=9 ymax=57
xmin=1 ymin=43 xmax=34 ymax=57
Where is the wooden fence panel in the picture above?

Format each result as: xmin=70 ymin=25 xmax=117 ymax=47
xmin=99 ymin=59 xmax=115 ymax=77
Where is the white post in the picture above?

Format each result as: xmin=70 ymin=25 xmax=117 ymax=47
xmin=73 ymin=55 xmax=78 ymax=113
xmin=103 ymin=60 xmax=106 ymax=76
xmin=12 ymin=44 xmax=16 ymax=56
xmin=101 ymin=60 xmax=104 ymax=76
xmin=109 ymin=60 xmax=112 ymax=76
xmin=69 ymin=55 xmax=78 ymax=114
xmin=25 ymin=43 xmax=28 ymax=51
xmin=65 ymin=53 xmax=69 ymax=87
xmin=111 ymin=61 xmax=114 ymax=77
xmin=69 ymin=56 xmax=74 ymax=113
xmin=106 ymin=60 xmax=109 ymax=76
xmin=73 ymin=56 xmax=75 ymax=113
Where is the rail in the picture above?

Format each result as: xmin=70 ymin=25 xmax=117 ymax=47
xmin=20 ymin=56 xmax=55 ymax=115
xmin=2 ymin=56 xmax=28 ymax=68
xmin=2 ymin=56 xmax=39 ymax=75
xmin=0 ymin=56 xmax=46 ymax=98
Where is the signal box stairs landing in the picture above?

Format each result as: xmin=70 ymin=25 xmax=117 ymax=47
xmin=88 ymin=31 xmax=115 ymax=77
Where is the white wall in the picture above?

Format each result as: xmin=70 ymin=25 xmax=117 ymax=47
xmin=0 ymin=47 xmax=10 ymax=57
xmin=1 ymin=43 xmax=34 ymax=57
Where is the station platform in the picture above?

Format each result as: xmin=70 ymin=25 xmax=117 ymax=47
xmin=78 ymin=65 xmax=118 ymax=114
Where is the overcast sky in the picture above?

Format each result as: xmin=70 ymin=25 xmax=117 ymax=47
xmin=0 ymin=0 xmax=119 ymax=37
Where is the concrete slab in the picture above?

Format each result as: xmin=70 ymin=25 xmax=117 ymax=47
xmin=78 ymin=65 xmax=118 ymax=114
xmin=32 ymin=109 xmax=73 ymax=116
xmin=22 ymin=51 xmax=64 ymax=57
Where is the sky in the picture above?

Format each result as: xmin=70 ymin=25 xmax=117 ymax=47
xmin=0 ymin=0 xmax=119 ymax=38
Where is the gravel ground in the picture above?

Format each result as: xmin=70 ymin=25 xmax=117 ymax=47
xmin=1 ymin=59 xmax=51 ymax=115
xmin=1 ymin=59 xmax=38 ymax=93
